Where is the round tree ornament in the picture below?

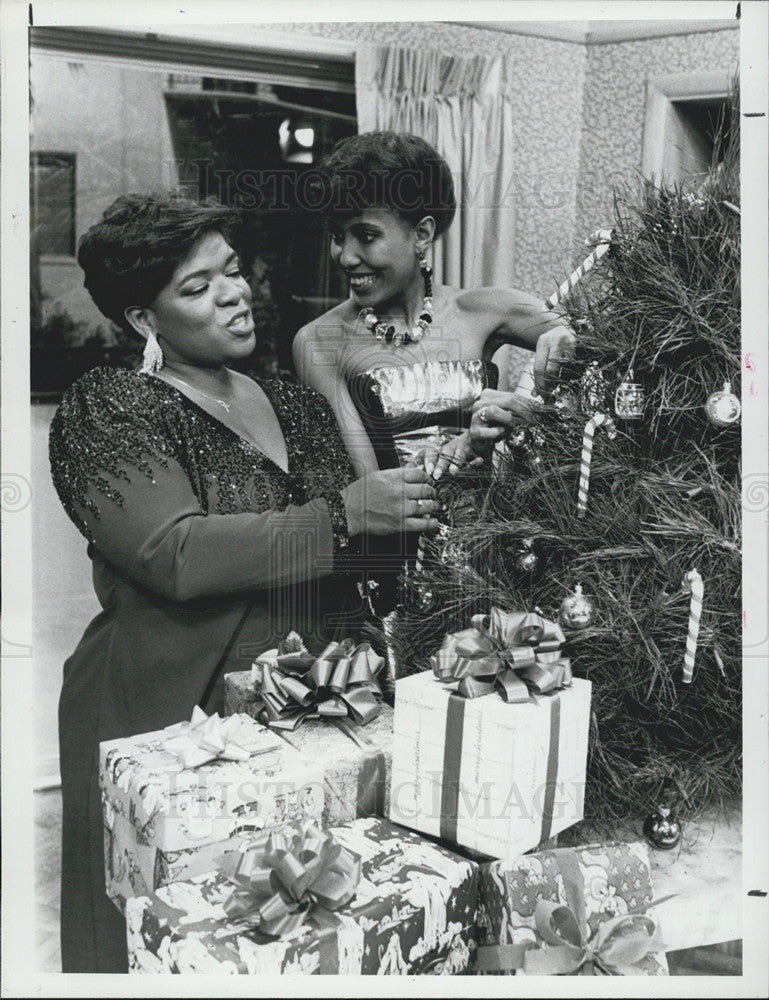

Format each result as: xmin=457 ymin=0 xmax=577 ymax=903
xmin=559 ymin=583 xmax=596 ymax=629
xmin=705 ymin=381 xmax=741 ymax=427
xmin=642 ymin=804 xmax=682 ymax=851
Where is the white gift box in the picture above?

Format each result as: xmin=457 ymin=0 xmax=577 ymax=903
xmin=389 ymin=672 xmax=591 ymax=859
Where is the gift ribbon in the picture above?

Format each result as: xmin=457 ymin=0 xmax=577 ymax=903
xmin=476 ymin=900 xmax=667 ymax=975
xmin=223 ymin=820 xmax=361 ymax=938
xmin=163 ymin=706 xmax=252 ymax=769
xmin=475 ymin=843 xmax=672 ymax=976
xmin=431 ymin=608 xmax=572 ymax=846
xmin=334 ymin=718 xmax=387 ymax=819
xmin=430 ymin=607 xmax=572 ymax=704
xmin=253 ymin=639 xmax=385 ymax=731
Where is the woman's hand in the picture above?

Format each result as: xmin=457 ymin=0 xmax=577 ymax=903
xmin=533 ymin=326 xmax=577 ymax=399
xmin=467 ymin=388 xmax=537 ymax=458
xmin=341 ymin=465 xmax=440 ymax=536
xmin=420 ymin=432 xmax=485 ymax=482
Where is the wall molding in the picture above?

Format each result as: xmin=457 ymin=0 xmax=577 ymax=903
xmin=458 ymin=19 xmax=738 ymax=45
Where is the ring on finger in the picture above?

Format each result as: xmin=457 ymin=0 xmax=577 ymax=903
xmin=478 ymin=406 xmax=489 ymax=424
xmin=416 ymin=497 xmax=423 ymax=508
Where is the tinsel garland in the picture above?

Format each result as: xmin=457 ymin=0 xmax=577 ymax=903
xmin=386 ymin=93 xmax=741 ymax=826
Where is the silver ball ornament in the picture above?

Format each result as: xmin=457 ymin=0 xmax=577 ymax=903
xmin=559 ymin=583 xmax=596 ymax=629
xmin=507 ymin=426 xmax=529 ymax=449
xmin=705 ymin=381 xmax=741 ymax=428
xmin=643 ymin=804 xmax=682 ymax=851
xmin=515 ymin=550 xmax=540 ymax=574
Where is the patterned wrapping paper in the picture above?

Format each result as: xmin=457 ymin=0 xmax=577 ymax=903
xmin=390 ymin=672 xmax=591 ymax=859
xmin=100 ymin=713 xmax=325 ymax=911
xmin=476 ymin=841 xmax=669 ymax=976
xmin=126 ymin=816 xmax=478 ymax=975
xmin=225 ymin=670 xmax=393 ymax=824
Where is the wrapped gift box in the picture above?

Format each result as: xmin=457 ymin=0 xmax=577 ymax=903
xmin=225 ymin=670 xmax=393 ymax=824
xmin=389 ymin=671 xmax=591 ymax=859
xmin=100 ymin=713 xmax=324 ymax=911
xmin=126 ymin=816 xmax=478 ymax=975
xmin=475 ymin=841 xmax=669 ymax=975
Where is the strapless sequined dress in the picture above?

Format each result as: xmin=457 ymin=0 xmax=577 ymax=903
xmin=346 ymin=359 xmax=498 ymax=616
xmin=347 ymin=358 xmax=498 ymax=471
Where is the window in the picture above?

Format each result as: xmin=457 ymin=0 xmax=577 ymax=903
xmin=164 ymin=80 xmax=357 ymax=368
xmin=30 ymin=152 xmax=76 ymax=256
xmin=642 ymin=70 xmax=733 ymax=183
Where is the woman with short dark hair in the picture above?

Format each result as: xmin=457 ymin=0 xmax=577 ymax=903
xmin=50 ymin=192 xmax=441 ymax=972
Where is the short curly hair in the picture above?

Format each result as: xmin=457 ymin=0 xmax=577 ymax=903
xmin=317 ymin=132 xmax=456 ymax=237
xmin=77 ymin=193 xmax=242 ymax=330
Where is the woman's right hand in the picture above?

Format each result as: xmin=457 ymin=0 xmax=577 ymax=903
xmin=468 ymin=388 xmax=540 ymax=456
xmin=341 ymin=465 xmax=440 ymax=536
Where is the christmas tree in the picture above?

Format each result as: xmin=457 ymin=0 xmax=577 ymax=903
xmin=390 ymin=95 xmax=741 ymax=828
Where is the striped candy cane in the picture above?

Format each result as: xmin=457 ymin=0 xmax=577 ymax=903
xmin=545 ymin=228 xmax=614 ymax=310
xmin=416 ymin=227 xmax=614 ymax=576
xmin=681 ymin=569 xmax=704 ymax=684
xmin=577 ymin=413 xmax=617 ymax=517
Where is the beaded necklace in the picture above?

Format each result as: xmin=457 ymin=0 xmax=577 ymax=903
xmin=358 ymin=259 xmax=434 ymax=347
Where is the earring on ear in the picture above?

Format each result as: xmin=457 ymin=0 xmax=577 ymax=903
xmin=139 ymin=330 xmax=164 ymax=374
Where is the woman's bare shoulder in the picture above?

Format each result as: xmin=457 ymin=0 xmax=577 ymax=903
xmin=294 ymin=301 xmax=352 ymax=346
xmin=454 ymin=285 xmax=543 ymax=316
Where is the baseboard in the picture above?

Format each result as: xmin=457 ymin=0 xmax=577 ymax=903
xmin=35 ymin=755 xmax=61 ymax=791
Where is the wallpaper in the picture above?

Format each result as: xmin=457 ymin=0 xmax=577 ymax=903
xmin=577 ymin=29 xmax=740 ymax=237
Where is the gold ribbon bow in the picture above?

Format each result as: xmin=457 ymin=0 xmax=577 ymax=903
xmin=163 ymin=706 xmax=251 ymax=769
xmin=430 ymin=607 xmax=572 ymax=703
xmin=522 ymin=899 xmax=667 ymax=975
xmin=254 ymin=639 xmax=385 ymax=731
xmin=223 ymin=820 xmax=361 ymax=937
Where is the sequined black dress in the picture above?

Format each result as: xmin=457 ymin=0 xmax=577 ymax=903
xmin=49 ymin=367 xmax=357 ymax=973
xmin=346 ymin=359 xmax=498 ymax=610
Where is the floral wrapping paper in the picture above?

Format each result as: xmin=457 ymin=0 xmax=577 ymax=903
xmin=100 ymin=713 xmax=325 ymax=911
xmin=390 ymin=672 xmax=591 ymax=859
xmin=476 ymin=841 xmax=669 ymax=975
xmin=126 ymin=816 xmax=478 ymax=975
xmin=225 ymin=670 xmax=393 ymax=824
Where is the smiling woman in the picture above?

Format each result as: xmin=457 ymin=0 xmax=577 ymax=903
xmin=48 ymin=192 xmax=442 ymax=972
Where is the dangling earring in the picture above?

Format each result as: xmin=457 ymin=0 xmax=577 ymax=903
xmin=359 ymin=249 xmax=434 ymax=346
xmin=140 ymin=330 xmax=164 ymax=374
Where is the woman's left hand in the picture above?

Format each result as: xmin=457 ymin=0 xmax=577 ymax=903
xmin=421 ymin=432 xmax=485 ymax=482
xmin=533 ymin=326 xmax=577 ymax=399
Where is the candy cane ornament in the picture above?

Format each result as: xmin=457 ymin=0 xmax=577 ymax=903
xmin=417 ymin=228 xmax=614 ymax=578
xmin=577 ymin=413 xmax=617 ymax=517
xmin=545 ymin=228 xmax=614 ymax=310
xmin=681 ymin=569 xmax=704 ymax=684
